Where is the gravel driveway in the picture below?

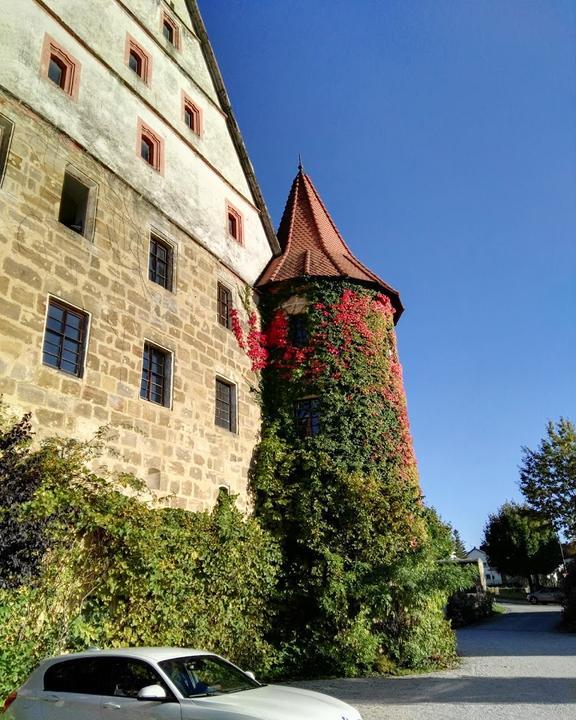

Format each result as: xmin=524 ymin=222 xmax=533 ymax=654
xmin=293 ymin=603 xmax=576 ymax=719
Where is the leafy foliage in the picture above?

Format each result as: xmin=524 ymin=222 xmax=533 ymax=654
xmin=519 ymin=418 xmax=576 ymax=537
xmin=247 ymin=281 xmax=473 ymax=676
xmin=481 ymin=502 xmax=561 ymax=589
xmin=451 ymin=529 xmax=467 ymax=559
xmin=0 ymin=408 xmax=279 ymax=701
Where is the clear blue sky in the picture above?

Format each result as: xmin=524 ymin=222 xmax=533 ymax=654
xmin=200 ymin=0 xmax=576 ymax=549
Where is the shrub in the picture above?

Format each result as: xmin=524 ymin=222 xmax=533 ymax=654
xmin=446 ymin=591 xmax=494 ymax=627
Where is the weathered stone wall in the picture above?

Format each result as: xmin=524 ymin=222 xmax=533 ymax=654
xmin=0 ymin=91 xmax=261 ymax=510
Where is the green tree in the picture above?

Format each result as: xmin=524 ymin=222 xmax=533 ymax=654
xmin=451 ymin=529 xmax=467 ymax=558
xmin=519 ymin=418 xmax=576 ymax=537
xmin=481 ymin=502 xmax=561 ymax=590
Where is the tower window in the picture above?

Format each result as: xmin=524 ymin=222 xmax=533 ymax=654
xmin=226 ymin=204 xmax=243 ymax=244
xmin=125 ymin=35 xmax=151 ymax=84
xmin=183 ymin=96 xmax=201 ymax=136
xmin=140 ymin=343 xmax=172 ymax=407
xmin=138 ymin=120 xmax=163 ymax=173
xmin=289 ymin=314 xmax=308 ymax=347
xmin=149 ymin=235 xmax=173 ymax=291
xmin=217 ymin=283 xmax=232 ymax=329
xmin=42 ymin=298 xmax=88 ymax=377
xmin=58 ymin=169 xmax=97 ymax=239
xmin=41 ymin=35 xmax=81 ymax=99
xmin=295 ymin=398 xmax=320 ymax=437
xmin=215 ymin=378 xmax=237 ymax=432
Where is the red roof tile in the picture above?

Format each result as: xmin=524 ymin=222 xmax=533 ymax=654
xmin=257 ymin=169 xmax=403 ymax=319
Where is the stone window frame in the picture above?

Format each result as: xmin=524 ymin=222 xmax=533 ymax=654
xmin=215 ymin=376 xmax=237 ymax=433
xmin=137 ymin=118 xmax=165 ymax=175
xmin=181 ymin=92 xmax=202 ymax=137
xmin=216 ymin=281 xmax=233 ymax=329
xmin=161 ymin=10 xmax=181 ymax=50
xmin=40 ymin=34 xmax=82 ymax=100
xmin=125 ymin=33 xmax=152 ymax=85
xmin=41 ymin=295 xmax=91 ymax=378
xmin=295 ymin=396 xmax=320 ymax=437
xmin=226 ymin=202 xmax=243 ymax=245
xmin=58 ymin=164 xmax=99 ymax=242
xmin=0 ymin=113 xmax=15 ymax=188
xmin=148 ymin=232 xmax=175 ymax=291
xmin=139 ymin=340 xmax=173 ymax=409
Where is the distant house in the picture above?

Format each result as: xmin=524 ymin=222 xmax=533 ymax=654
xmin=465 ymin=548 xmax=503 ymax=586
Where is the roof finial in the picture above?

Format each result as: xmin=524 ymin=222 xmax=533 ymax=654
xmin=298 ymin=154 xmax=303 ymax=172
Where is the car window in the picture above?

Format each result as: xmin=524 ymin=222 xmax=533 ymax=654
xmin=44 ymin=658 xmax=108 ymax=694
xmin=107 ymin=658 xmax=168 ymax=698
xmin=159 ymin=655 xmax=259 ymax=697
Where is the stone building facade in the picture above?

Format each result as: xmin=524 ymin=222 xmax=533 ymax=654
xmin=0 ymin=0 xmax=279 ymax=509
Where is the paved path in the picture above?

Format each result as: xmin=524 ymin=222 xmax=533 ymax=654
xmin=294 ymin=603 xmax=576 ymax=719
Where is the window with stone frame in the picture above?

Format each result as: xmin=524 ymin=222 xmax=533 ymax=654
xmin=226 ymin=203 xmax=243 ymax=244
xmin=183 ymin=95 xmax=201 ymax=136
xmin=149 ymin=234 xmax=173 ymax=291
xmin=58 ymin=167 xmax=98 ymax=239
xmin=41 ymin=34 xmax=81 ymax=100
xmin=161 ymin=12 xmax=180 ymax=48
xmin=125 ymin=35 xmax=151 ymax=84
xmin=42 ymin=298 xmax=89 ymax=377
xmin=217 ymin=282 xmax=232 ymax=329
xmin=295 ymin=397 xmax=320 ymax=437
xmin=140 ymin=343 xmax=172 ymax=407
xmin=0 ymin=113 xmax=14 ymax=187
xmin=138 ymin=120 xmax=163 ymax=173
xmin=215 ymin=378 xmax=237 ymax=432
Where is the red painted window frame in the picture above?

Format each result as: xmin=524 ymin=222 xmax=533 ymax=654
xmin=40 ymin=34 xmax=81 ymax=100
xmin=125 ymin=34 xmax=152 ymax=85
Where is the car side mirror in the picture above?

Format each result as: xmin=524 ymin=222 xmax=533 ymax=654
xmin=137 ymin=685 xmax=167 ymax=701
xmin=244 ymin=671 xmax=256 ymax=681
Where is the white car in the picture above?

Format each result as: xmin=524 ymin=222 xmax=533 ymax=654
xmin=2 ymin=647 xmax=362 ymax=720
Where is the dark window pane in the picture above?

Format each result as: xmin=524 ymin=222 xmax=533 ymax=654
xmin=42 ymin=300 xmax=87 ymax=377
xmin=295 ymin=398 xmax=320 ymax=437
xmin=217 ymin=284 xmax=231 ymax=328
xmin=228 ymin=213 xmax=237 ymax=238
xmin=140 ymin=344 xmax=170 ymax=406
xmin=129 ymin=50 xmax=141 ymax=76
xmin=108 ymin=659 xmax=166 ymax=699
xmin=141 ymin=138 xmax=152 ymax=164
xmin=184 ymin=107 xmax=193 ymax=129
xmin=290 ymin=315 xmax=308 ymax=347
xmin=44 ymin=658 xmax=106 ymax=694
xmin=215 ymin=379 xmax=235 ymax=431
xmin=58 ymin=172 xmax=90 ymax=235
xmin=48 ymin=56 xmax=65 ymax=87
xmin=163 ymin=21 xmax=174 ymax=43
xmin=149 ymin=236 xmax=172 ymax=290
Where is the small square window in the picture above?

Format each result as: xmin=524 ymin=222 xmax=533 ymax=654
xmin=295 ymin=398 xmax=320 ymax=437
xmin=58 ymin=168 xmax=97 ymax=239
xmin=137 ymin=120 xmax=163 ymax=174
xmin=42 ymin=298 xmax=88 ymax=377
xmin=161 ymin=12 xmax=180 ymax=48
xmin=182 ymin=94 xmax=201 ymax=136
xmin=140 ymin=343 xmax=172 ymax=407
xmin=125 ymin=35 xmax=151 ymax=84
xmin=217 ymin=283 xmax=232 ymax=329
xmin=149 ymin=235 xmax=173 ymax=291
xmin=215 ymin=378 xmax=236 ymax=432
xmin=41 ymin=35 xmax=81 ymax=99
xmin=0 ymin=113 xmax=15 ymax=187
xmin=226 ymin=204 xmax=243 ymax=244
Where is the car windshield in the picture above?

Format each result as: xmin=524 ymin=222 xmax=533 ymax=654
xmin=159 ymin=655 xmax=259 ymax=697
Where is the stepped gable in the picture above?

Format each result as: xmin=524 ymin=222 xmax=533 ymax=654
xmin=258 ymin=168 xmax=404 ymax=320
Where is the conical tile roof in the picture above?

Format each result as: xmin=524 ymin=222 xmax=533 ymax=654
xmin=257 ymin=169 xmax=403 ymax=320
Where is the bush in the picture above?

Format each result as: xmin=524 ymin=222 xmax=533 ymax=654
xmin=0 ymin=408 xmax=280 ymax=701
xmin=446 ymin=591 xmax=494 ymax=627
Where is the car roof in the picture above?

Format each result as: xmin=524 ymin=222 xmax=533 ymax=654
xmin=43 ymin=647 xmax=214 ymax=665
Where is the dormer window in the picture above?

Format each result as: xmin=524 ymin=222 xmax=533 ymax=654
xmin=226 ymin=203 xmax=243 ymax=244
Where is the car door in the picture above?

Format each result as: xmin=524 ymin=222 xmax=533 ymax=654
xmin=40 ymin=657 xmax=105 ymax=720
xmin=100 ymin=658 xmax=181 ymax=720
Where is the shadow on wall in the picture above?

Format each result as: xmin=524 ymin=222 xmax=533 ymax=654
xmin=292 ymin=675 xmax=576 ymax=706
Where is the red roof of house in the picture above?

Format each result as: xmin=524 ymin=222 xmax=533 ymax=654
xmin=257 ymin=168 xmax=404 ymax=320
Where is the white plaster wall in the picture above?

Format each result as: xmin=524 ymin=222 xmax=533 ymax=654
xmin=0 ymin=0 xmax=273 ymax=285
